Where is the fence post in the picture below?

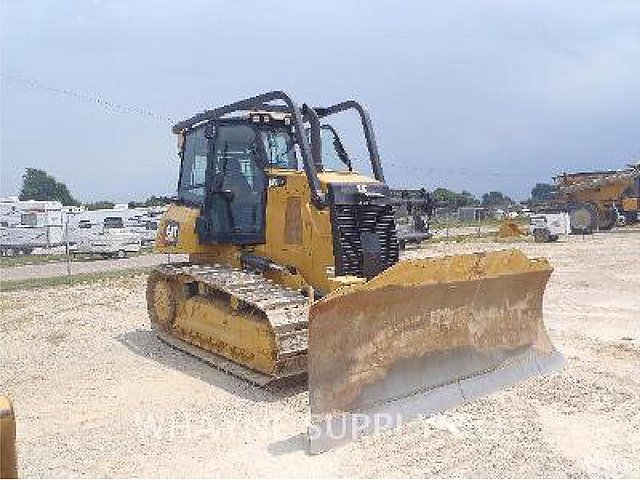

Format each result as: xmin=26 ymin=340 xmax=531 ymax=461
xmin=65 ymin=213 xmax=72 ymax=277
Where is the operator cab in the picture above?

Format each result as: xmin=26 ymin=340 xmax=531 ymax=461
xmin=177 ymin=112 xmax=358 ymax=245
xmin=177 ymin=112 xmax=301 ymax=244
xmin=173 ymin=92 xmax=387 ymax=247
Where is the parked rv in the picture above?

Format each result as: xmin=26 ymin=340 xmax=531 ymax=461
xmin=70 ymin=215 xmax=141 ymax=258
xmin=124 ymin=207 xmax=165 ymax=244
xmin=64 ymin=206 xmax=146 ymax=258
xmin=0 ymin=199 xmax=65 ymax=255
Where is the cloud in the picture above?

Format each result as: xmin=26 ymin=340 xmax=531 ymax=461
xmin=1 ymin=0 xmax=638 ymax=201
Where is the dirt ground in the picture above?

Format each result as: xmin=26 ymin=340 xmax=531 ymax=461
xmin=1 ymin=230 xmax=639 ymax=478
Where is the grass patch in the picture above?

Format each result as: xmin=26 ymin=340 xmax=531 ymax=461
xmin=0 ymin=267 xmax=151 ymax=292
xmin=0 ymin=246 xmax=155 ymax=268
xmin=0 ymin=253 xmax=69 ymax=267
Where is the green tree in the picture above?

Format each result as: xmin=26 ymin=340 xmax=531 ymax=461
xmin=18 ymin=168 xmax=78 ymax=205
xmin=128 ymin=196 xmax=174 ymax=209
xmin=144 ymin=195 xmax=173 ymax=207
xmin=481 ymin=191 xmax=513 ymax=207
xmin=432 ymin=188 xmax=479 ymax=208
xmin=530 ymin=183 xmax=557 ymax=203
xmin=85 ymin=201 xmax=116 ymax=210
xmin=458 ymin=190 xmax=478 ymax=207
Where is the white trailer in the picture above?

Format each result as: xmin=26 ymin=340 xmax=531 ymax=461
xmin=124 ymin=207 xmax=165 ymax=244
xmin=66 ymin=207 xmax=143 ymax=258
xmin=0 ymin=199 xmax=65 ymax=255
xmin=66 ymin=207 xmax=138 ymax=243
xmin=70 ymin=229 xmax=141 ymax=258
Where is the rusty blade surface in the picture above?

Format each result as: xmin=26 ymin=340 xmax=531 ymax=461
xmin=307 ymin=249 xmax=563 ymax=453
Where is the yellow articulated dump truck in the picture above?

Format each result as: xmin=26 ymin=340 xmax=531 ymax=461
xmin=147 ymin=91 xmax=563 ymax=452
xmin=554 ymin=164 xmax=640 ymax=233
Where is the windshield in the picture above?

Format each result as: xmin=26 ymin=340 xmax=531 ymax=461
xmin=261 ymin=129 xmax=298 ymax=169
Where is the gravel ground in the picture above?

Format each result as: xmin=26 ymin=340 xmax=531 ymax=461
xmin=0 ymin=253 xmax=187 ymax=282
xmin=1 ymin=230 xmax=639 ymax=477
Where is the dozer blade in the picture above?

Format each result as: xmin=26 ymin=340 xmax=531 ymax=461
xmin=307 ymin=249 xmax=563 ymax=453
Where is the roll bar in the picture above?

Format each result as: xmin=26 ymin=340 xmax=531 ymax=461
xmin=313 ymin=101 xmax=385 ymax=183
xmin=172 ymin=91 xmax=325 ymax=207
xmin=172 ymin=92 xmax=386 ymax=207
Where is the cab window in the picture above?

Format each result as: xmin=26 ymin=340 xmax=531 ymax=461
xmin=200 ymin=124 xmax=266 ymax=243
xmin=178 ymin=127 xmax=208 ymax=204
xmin=261 ymin=129 xmax=298 ymax=169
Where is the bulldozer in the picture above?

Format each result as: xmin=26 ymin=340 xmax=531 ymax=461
xmin=147 ymin=91 xmax=563 ymax=452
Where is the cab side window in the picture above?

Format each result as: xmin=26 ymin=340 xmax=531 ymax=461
xmin=261 ymin=129 xmax=299 ymax=170
xmin=178 ymin=128 xmax=208 ymax=204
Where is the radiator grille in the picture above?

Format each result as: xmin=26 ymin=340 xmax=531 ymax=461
xmin=332 ymin=203 xmax=400 ymax=277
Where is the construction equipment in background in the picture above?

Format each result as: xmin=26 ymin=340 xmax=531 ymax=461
xmin=553 ymin=164 xmax=640 ymax=234
xmin=620 ymin=177 xmax=640 ymax=224
xmin=389 ymin=188 xmax=433 ymax=248
xmin=529 ymin=211 xmax=570 ymax=243
xmin=0 ymin=395 xmax=17 ymax=479
xmin=147 ymin=91 xmax=563 ymax=452
xmin=497 ymin=220 xmax=526 ymax=239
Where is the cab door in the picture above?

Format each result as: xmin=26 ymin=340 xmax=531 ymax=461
xmin=198 ymin=123 xmax=267 ymax=244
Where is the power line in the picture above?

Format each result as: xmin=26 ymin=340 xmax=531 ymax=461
xmin=0 ymin=76 xmax=534 ymax=178
xmin=0 ymin=73 xmax=177 ymax=123
xmin=383 ymin=160 xmax=546 ymax=180
xmin=3 ymin=74 xmax=634 ymax=184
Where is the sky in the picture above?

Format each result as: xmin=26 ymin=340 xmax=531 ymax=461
xmin=1 ymin=0 xmax=639 ymax=202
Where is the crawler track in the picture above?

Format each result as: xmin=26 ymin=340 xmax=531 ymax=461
xmin=148 ymin=263 xmax=309 ymax=385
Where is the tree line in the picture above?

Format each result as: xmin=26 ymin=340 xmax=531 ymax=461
xmin=431 ymin=183 xmax=556 ymax=208
xmin=17 ymin=168 xmax=173 ymax=209
xmin=16 ymin=167 xmax=557 ymax=209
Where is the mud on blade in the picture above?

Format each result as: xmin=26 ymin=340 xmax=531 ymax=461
xmin=307 ymin=249 xmax=563 ymax=453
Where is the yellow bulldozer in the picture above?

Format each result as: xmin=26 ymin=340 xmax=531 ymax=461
xmin=147 ymin=91 xmax=562 ymax=452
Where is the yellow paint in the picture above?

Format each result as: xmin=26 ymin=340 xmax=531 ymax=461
xmin=558 ymin=172 xmax=639 ymax=217
xmin=320 ymin=249 xmax=552 ymax=301
xmin=622 ymin=197 xmax=639 ymax=213
xmin=149 ymin=168 xmax=380 ymax=376
xmin=154 ymin=169 xmax=383 ymax=294
xmin=0 ymin=394 xmax=17 ymax=479
xmin=172 ymin=294 xmax=278 ymax=375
